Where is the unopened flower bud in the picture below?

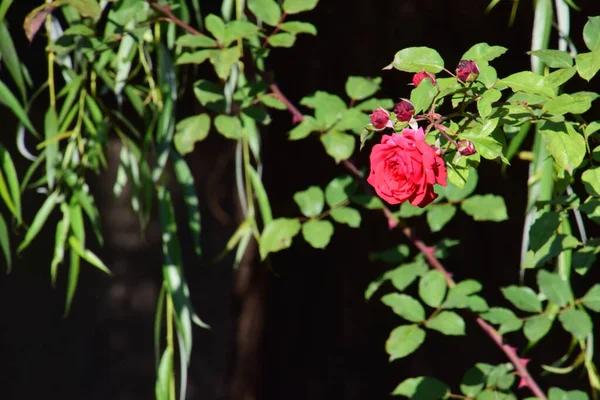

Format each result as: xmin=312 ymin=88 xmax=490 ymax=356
xmin=370 ymin=107 xmax=393 ymax=130
xmin=456 ymin=60 xmax=479 ymax=83
xmin=412 ymin=70 xmax=436 ymax=87
xmin=393 ymin=100 xmax=415 ymax=122
xmin=458 ymin=139 xmax=476 ymax=156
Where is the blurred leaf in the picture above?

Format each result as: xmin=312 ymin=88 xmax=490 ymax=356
xmin=44 ymin=107 xmax=58 ymax=189
xmin=18 ymin=191 xmax=60 ymax=253
xmin=461 ymin=195 xmax=508 ymax=222
xmin=320 ymin=130 xmax=355 ymax=163
xmin=426 ymin=204 xmax=456 ymax=232
xmin=247 ymin=164 xmax=273 ymax=226
xmin=301 ymin=219 xmax=333 ymax=249
xmin=575 ymin=51 xmax=600 ymax=82
xmin=268 ymin=32 xmax=296 ymax=47
xmin=0 ymin=213 xmax=11 ymax=271
xmin=558 ymin=308 xmax=592 ymax=340
xmin=410 ymin=78 xmax=437 ymax=114
xmin=248 ymin=0 xmax=281 ymax=26
xmin=345 ymin=76 xmax=381 ymax=101
xmin=386 ymin=325 xmax=426 ymax=361
xmin=23 ymin=2 xmax=59 ymax=42
xmin=259 ymin=218 xmax=301 ymax=259
xmin=282 ymin=0 xmax=319 ymax=14
xmin=329 ymin=207 xmax=361 ymax=228
xmin=205 ymin=14 xmax=226 ymax=40
xmin=388 ymin=260 xmax=429 ymax=292
xmin=324 ymin=175 xmax=355 ymax=207
xmin=0 ymin=144 xmax=21 ymax=223
xmin=293 ymin=186 xmax=324 ymax=218
xmin=370 ymin=244 xmax=410 ymax=264
xmin=0 ymin=20 xmax=27 ymax=100
xmin=210 ymin=46 xmax=240 ymax=80
xmin=288 ymin=116 xmax=319 ymax=140
xmin=300 ymin=91 xmax=347 ymax=127
xmin=524 ymin=315 xmax=553 ymax=343
xmin=501 ymin=71 xmax=556 ymax=98
xmin=501 ymin=285 xmax=542 ymax=312
xmin=214 ymin=115 xmax=242 ymax=139
xmin=461 ymin=43 xmax=507 ymax=62
xmin=172 ymin=152 xmax=202 ymax=256
xmin=51 ymin=204 xmax=70 ymax=285
xmin=279 ymin=21 xmax=317 ymax=35
xmin=582 ymin=284 xmax=600 ymax=312
xmin=155 ymin=348 xmax=173 ymax=400
xmin=460 ymin=366 xmax=486 ymax=397
xmin=582 ymin=167 xmax=600 ymax=197
xmin=176 ymin=49 xmax=215 ymax=65
xmin=64 ymin=247 xmax=80 ymax=317
xmin=583 ymin=16 xmax=600 ymax=51
xmin=68 ymin=236 xmax=110 ymax=275
xmin=0 ymin=80 xmax=37 ymax=133
xmin=548 ymin=388 xmax=590 ymax=400
xmin=174 ymin=113 xmax=211 ymax=155
xmin=528 ymin=49 xmax=573 ymax=68
xmin=537 ymin=270 xmax=572 ymax=307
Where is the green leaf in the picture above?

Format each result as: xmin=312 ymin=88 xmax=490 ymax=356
xmin=174 ymin=113 xmax=211 ymax=155
xmin=500 ymin=71 xmax=555 ymax=98
xmin=0 ymin=213 xmax=11 ymax=271
xmin=387 ymin=260 xmax=429 ymax=291
xmin=410 ymin=78 xmax=437 ymax=114
xmin=460 ymin=366 xmax=486 ymax=397
xmin=289 ymin=116 xmax=320 ymax=140
xmin=205 ymin=14 xmax=226 ymax=40
xmin=397 ymin=202 xmax=427 ymax=217
xmin=268 ymin=32 xmax=296 ymax=47
xmin=320 ymin=130 xmax=355 ymax=163
xmin=481 ymin=307 xmax=519 ymax=325
xmin=461 ymin=43 xmax=507 ymax=62
xmin=247 ymin=164 xmax=273 ymax=226
xmin=301 ymin=219 xmax=333 ymax=249
xmin=282 ymin=0 xmax=319 ymax=14
xmin=558 ymin=308 xmax=593 ymax=340
xmin=355 ymin=98 xmax=395 ymax=112
xmin=370 ymin=244 xmax=410 ymax=264
xmin=528 ymin=49 xmax=573 ymax=68
xmin=459 ymin=118 xmax=505 ymax=161
xmin=546 ymin=66 xmax=577 ymax=87
xmin=524 ymin=315 xmax=553 ymax=343
xmin=345 ymin=76 xmax=381 ymax=101
xmin=193 ymin=80 xmax=225 ymax=108
xmin=582 ymin=284 xmax=600 ymax=312
xmin=301 ymin=91 xmax=347 ymax=127
xmin=439 ymin=167 xmax=477 ymax=202
xmin=425 ymin=311 xmax=465 ymax=335
xmin=419 ymin=270 xmax=447 ymax=308
xmin=0 ymin=144 xmax=21 ymax=223
xmin=259 ymin=218 xmax=301 ymax=259
xmin=477 ymin=62 xmax=498 ymax=88
xmin=582 ymin=167 xmax=600 ymax=197
xmin=545 ymin=93 xmax=595 ymax=115
xmin=293 ymin=186 xmax=324 ymax=217
xmin=259 ymin=94 xmax=287 ymax=110
xmin=172 ymin=152 xmax=202 ymax=256
xmin=575 ymin=51 xmax=600 ymax=82
xmin=210 ymin=46 xmax=241 ymax=80
xmin=248 ymin=0 xmax=281 ymax=26
xmin=392 ymin=376 xmax=449 ymax=398
xmin=0 ymin=81 xmax=36 ymax=134
xmin=468 ymin=295 xmax=489 ymax=312
xmin=524 ymin=234 xmax=580 ymax=269
xmin=329 ymin=207 xmax=361 ymax=228
xmin=537 ymin=270 xmax=572 ymax=307
xmin=426 ymin=204 xmax=456 ymax=232
xmin=155 ymin=348 xmax=173 ymax=400
xmin=279 ymin=21 xmax=317 ymax=35
xmin=17 ymin=191 xmax=60 ymax=253
xmin=214 ymin=115 xmax=241 ymax=139
xmin=584 ymin=16 xmax=600 ymax=52
xmin=176 ymin=49 xmax=215 ymax=65
xmin=325 ymin=175 xmax=355 ymax=206
xmin=381 ymin=293 xmax=426 ymax=323
xmin=386 ymin=325 xmax=426 ymax=360
xmin=68 ymin=236 xmax=111 ymax=275
xmin=389 ymin=46 xmax=444 ymax=73
xmin=50 ymin=204 xmax=70 ymax=285
xmin=539 ymin=121 xmax=585 ymax=172
xmin=0 ymin=20 xmax=27 ymax=101
xmin=501 ymin=285 xmax=542 ymax=312
xmin=43 ymin=107 xmax=58 ymax=189
xmin=461 ymin=195 xmax=508 ymax=222
xmin=478 ymin=89 xmax=502 ymax=119
xmin=176 ymin=34 xmax=218 ymax=48
xmin=223 ymin=20 xmax=260 ymax=46
xmin=549 ymin=387 xmax=590 ymax=400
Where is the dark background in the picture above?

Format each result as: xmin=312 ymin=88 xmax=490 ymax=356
xmin=1 ymin=1 xmax=600 ymax=399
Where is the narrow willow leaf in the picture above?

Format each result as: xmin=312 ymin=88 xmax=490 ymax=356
xmin=68 ymin=236 xmax=111 ymax=275
xmin=247 ymin=164 xmax=273 ymax=226
xmin=17 ymin=191 xmax=60 ymax=252
xmin=0 ymin=144 xmax=23 ymax=224
xmin=51 ymin=203 xmax=70 ymax=285
xmin=153 ymin=42 xmax=176 ymax=182
xmin=0 ymin=213 xmax=11 ymax=272
xmin=114 ymin=21 xmax=136 ymax=98
xmin=58 ymin=76 xmax=83 ymax=125
xmin=68 ymin=198 xmax=85 ymax=244
xmin=155 ymin=348 xmax=173 ymax=400
xmin=172 ymin=152 xmax=202 ymax=256
xmin=44 ymin=107 xmax=58 ymax=189
xmin=0 ymin=80 xmax=37 ymax=134
xmin=74 ymin=186 xmax=103 ymax=246
xmin=154 ymin=284 xmax=166 ymax=370
xmin=0 ymin=20 xmax=27 ymax=100
xmin=0 ymin=158 xmax=17 ymax=219
xmin=64 ymin=247 xmax=80 ymax=317
xmin=177 ymin=331 xmax=188 ymax=400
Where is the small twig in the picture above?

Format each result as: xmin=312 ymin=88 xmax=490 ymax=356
xmin=147 ymin=1 xmax=202 ymax=36
xmin=273 ymin=81 xmax=547 ymax=400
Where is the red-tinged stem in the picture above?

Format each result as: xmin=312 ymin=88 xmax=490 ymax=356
xmin=147 ymin=1 xmax=201 ymax=35
xmin=273 ymin=81 xmax=547 ymax=400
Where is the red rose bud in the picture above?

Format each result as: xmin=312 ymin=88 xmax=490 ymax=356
xmin=458 ymin=139 xmax=476 ymax=156
xmin=412 ymin=71 xmax=436 ymax=87
xmin=456 ymin=60 xmax=479 ymax=82
xmin=393 ymin=100 xmax=415 ymax=122
xmin=369 ymin=107 xmax=393 ymax=130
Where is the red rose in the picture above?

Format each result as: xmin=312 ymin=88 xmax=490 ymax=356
xmin=394 ymin=100 xmax=415 ymax=122
xmin=412 ymin=71 xmax=436 ymax=87
xmin=456 ymin=60 xmax=479 ymax=82
xmin=367 ymin=127 xmax=447 ymax=207
xmin=370 ymin=107 xmax=393 ymax=130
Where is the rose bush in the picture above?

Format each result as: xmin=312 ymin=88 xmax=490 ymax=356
xmin=367 ymin=127 xmax=447 ymax=207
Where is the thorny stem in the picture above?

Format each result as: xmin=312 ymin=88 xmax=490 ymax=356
xmin=272 ymin=81 xmax=548 ymax=400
